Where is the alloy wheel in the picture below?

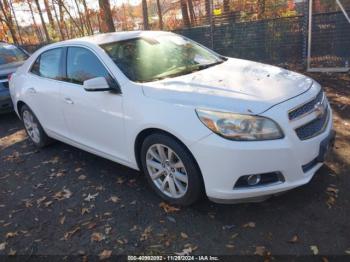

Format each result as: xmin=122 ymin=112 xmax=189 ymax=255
xmin=146 ymin=144 xmax=189 ymax=198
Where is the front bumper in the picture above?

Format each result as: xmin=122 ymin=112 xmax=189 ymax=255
xmin=0 ymin=90 xmax=13 ymax=113
xmin=189 ymin=89 xmax=334 ymax=203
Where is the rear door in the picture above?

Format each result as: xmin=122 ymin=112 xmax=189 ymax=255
xmin=25 ymin=47 xmax=68 ymax=137
xmin=60 ymin=46 xmax=127 ymax=162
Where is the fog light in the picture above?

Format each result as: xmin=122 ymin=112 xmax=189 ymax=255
xmin=247 ymin=174 xmax=261 ymax=186
xmin=234 ymin=172 xmax=285 ymax=189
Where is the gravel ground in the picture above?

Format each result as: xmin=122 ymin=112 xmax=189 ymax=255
xmin=0 ymin=73 xmax=349 ymax=258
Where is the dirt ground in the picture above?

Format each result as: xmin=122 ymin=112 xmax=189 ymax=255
xmin=0 ymin=73 xmax=349 ymax=258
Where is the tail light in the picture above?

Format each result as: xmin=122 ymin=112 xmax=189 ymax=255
xmin=8 ymin=73 xmax=13 ymax=81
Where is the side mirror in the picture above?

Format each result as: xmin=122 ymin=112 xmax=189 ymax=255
xmin=83 ymin=77 xmax=111 ymax=92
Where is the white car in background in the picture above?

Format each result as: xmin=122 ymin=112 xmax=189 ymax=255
xmin=9 ymin=31 xmax=335 ymax=205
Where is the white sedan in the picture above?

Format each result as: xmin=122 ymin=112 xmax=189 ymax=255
xmin=9 ymin=31 xmax=335 ymax=205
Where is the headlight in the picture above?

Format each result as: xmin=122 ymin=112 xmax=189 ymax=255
xmin=196 ymin=109 xmax=284 ymax=141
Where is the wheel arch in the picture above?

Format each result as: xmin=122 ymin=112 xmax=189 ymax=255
xmin=16 ymin=100 xmax=26 ymax=119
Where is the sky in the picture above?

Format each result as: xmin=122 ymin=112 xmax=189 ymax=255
xmin=13 ymin=0 xmax=142 ymax=26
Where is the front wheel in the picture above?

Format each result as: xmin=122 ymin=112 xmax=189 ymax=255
xmin=140 ymin=133 xmax=203 ymax=206
xmin=21 ymin=105 xmax=52 ymax=148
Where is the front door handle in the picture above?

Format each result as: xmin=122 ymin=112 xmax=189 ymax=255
xmin=28 ymin=87 xmax=36 ymax=94
xmin=64 ymin=98 xmax=74 ymax=104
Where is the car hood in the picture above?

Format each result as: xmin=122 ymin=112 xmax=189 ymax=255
xmin=142 ymin=58 xmax=313 ymax=114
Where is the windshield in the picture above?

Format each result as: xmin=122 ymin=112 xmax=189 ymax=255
xmin=100 ymin=34 xmax=225 ymax=82
xmin=0 ymin=43 xmax=28 ymax=66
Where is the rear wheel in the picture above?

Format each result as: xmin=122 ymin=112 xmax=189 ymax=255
xmin=140 ymin=133 xmax=203 ymax=206
xmin=21 ymin=105 xmax=51 ymax=148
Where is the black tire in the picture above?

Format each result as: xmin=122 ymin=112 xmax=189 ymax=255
xmin=140 ymin=133 xmax=204 ymax=206
xmin=20 ymin=104 xmax=52 ymax=148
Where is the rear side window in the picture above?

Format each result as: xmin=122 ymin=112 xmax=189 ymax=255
xmin=67 ymin=47 xmax=112 ymax=85
xmin=30 ymin=48 xmax=64 ymax=80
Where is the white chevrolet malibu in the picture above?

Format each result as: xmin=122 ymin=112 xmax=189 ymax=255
xmin=9 ymin=31 xmax=335 ymax=205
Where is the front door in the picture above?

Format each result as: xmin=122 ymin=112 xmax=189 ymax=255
xmin=60 ymin=46 xmax=127 ymax=163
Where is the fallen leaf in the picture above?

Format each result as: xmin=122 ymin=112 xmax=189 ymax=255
xmin=243 ymin=222 xmax=256 ymax=228
xmin=64 ymin=226 xmax=80 ymax=240
xmin=81 ymin=208 xmax=90 ymax=215
xmin=130 ymin=225 xmax=137 ymax=232
xmin=91 ymin=232 xmax=105 ymax=242
xmin=105 ymin=226 xmax=112 ymax=235
xmin=75 ymin=167 xmax=83 ymax=173
xmin=36 ymin=196 xmax=47 ymax=206
xmin=99 ymin=250 xmax=112 ymax=260
xmin=59 ymin=216 xmax=65 ymax=225
xmin=159 ymin=202 xmax=180 ymax=213
xmin=140 ymin=226 xmax=152 ymax=241
xmin=175 ymin=247 xmax=193 ymax=256
xmin=0 ymin=242 xmax=6 ymax=251
xmin=6 ymin=232 xmax=18 ymax=239
xmin=78 ymin=175 xmax=86 ymax=180
xmin=310 ymin=245 xmax=319 ymax=255
xmin=109 ymin=196 xmax=120 ymax=203
xmin=53 ymin=188 xmax=72 ymax=201
xmin=254 ymin=246 xmax=266 ymax=256
xmin=180 ymin=232 xmax=188 ymax=239
xmin=345 ymin=249 xmax=350 ymax=255
xmin=288 ymin=235 xmax=299 ymax=243
xmin=8 ymin=249 xmax=16 ymax=256
xmin=84 ymin=193 xmax=99 ymax=202
xmin=44 ymin=201 xmax=53 ymax=207
xmin=226 ymin=244 xmax=235 ymax=249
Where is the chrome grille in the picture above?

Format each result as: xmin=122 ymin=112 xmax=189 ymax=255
xmin=295 ymin=106 xmax=329 ymax=140
xmin=288 ymin=91 xmax=324 ymax=121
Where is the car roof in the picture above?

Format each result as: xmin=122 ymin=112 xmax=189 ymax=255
xmin=50 ymin=30 xmax=173 ymax=48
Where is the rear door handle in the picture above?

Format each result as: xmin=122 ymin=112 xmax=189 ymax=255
xmin=28 ymin=87 xmax=36 ymax=94
xmin=64 ymin=98 xmax=74 ymax=104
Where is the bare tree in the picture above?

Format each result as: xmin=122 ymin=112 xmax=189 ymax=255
xmin=81 ymin=0 xmax=93 ymax=34
xmin=27 ymin=0 xmax=43 ymax=42
xmin=51 ymin=0 xmax=65 ymax=40
xmin=34 ymin=0 xmax=51 ymax=42
xmin=0 ymin=0 xmax=18 ymax=43
xmin=180 ymin=0 xmax=190 ymax=28
xmin=74 ymin=0 xmax=87 ymax=34
xmin=98 ymin=0 xmax=115 ymax=32
xmin=9 ymin=0 xmax=23 ymax=44
xmin=156 ymin=0 xmax=163 ymax=30
xmin=142 ymin=0 xmax=149 ymax=30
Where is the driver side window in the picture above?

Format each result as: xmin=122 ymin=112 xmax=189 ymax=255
xmin=66 ymin=47 xmax=113 ymax=85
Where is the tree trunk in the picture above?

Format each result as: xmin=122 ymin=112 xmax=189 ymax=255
xmin=0 ymin=0 xmax=18 ymax=44
xmin=74 ymin=0 xmax=87 ymax=34
xmin=187 ymin=0 xmax=195 ymax=25
xmin=205 ymin=0 xmax=210 ymax=16
xmin=9 ymin=0 xmax=23 ymax=44
xmin=51 ymin=0 xmax=64 ymax=40
xmin=34 ymin=0 xmax=51 ymax=42
xmin=43 ymin=0 xmax=55 ymax=29
xmin=57 ymin=0 xmax=69 ymax=38
xmin=59 ymin=0 xmax=84 ymax=36
xmin=142 ymin=0 xmax=149 ymax=30
xmin=180 ymin=0 xmax=190 ymax=28
xmin=27 ymin=0 xmax=43 ymax=42
xmin=156 ymin=0 xmax=163 ymax=30
xmin=98 ymin=0 xmax=115 ymax=32
xmin=81 ymin=0 xmax=93 ymax=34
